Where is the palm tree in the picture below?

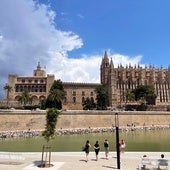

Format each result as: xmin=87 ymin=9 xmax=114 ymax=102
xmin=125 ymin=89 xmax=135 ymax=104
xmin=49 ymin=88 xmax=65 ymax=105
xmin=4 ymin=84 xmax=13 ymax=108
xmin=132 ymin=85 xmax=157 ymax=105
xmin=18 ymin=90 xmax=32 ymax=106
xmin=82 ymin=97 xmax=96 ymax=110
xmin=46 ymin=80 xmax=65 ymax=109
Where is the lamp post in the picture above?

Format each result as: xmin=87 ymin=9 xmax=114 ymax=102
xmin=115 ymin=113 xmax=120 ymax=169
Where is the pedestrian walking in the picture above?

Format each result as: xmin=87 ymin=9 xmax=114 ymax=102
xmin=94 ymin=141 xmax=100 ymax=161
xmin=104 ymin=139 xmax=109 ymax=159
xmin=120 ymin=139 xmax=126 ymax=152
xmin=84 ymin=140 xmax=91 ymax=162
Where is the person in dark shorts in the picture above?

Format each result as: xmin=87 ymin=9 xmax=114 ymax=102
xmin=84 ymin=140 xmax=91 ymax=162
xmin=104 ymin=139 xmax=109 ymax=159
xmin=94 ymin=141 xmax=100 ymax=161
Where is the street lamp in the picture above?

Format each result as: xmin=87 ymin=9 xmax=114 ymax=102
xmin=115 ymin=113 xmax=120 ymax=169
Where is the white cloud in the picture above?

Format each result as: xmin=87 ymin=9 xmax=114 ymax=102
xmin=0 ymin=0 xmax=83 ymax=98
xmin=0 ymin=0 xmax=143 ymax=99
xmin=110 ymin=53 xmax=143 ymax=67
xmin=46 ymin=51 xmax=142 ymax=84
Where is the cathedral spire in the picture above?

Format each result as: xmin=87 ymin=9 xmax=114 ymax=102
xmin=110 ymin=58 xmax=114 ymax=68
xmin=104 ymin=50 xmax=108 ymax=59
xmin=100 ymin=51 xmax=110 ymax=84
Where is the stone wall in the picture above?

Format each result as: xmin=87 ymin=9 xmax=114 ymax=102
xmin=0 ymin=110 xmax=170 ymax=131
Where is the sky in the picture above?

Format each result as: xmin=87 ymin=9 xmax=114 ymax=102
xmin=1 ymin=0 xmax=170 ymax=99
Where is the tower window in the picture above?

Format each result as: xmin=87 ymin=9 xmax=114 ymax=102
xmin=82 ymin=97 xmax=85 ymax=103
xmin=72 ymin=91 xmax=76 ymax=96
xmin=40 ymin=79 xmax=44 ymax=83
xmin=73 ymin=97 xmax=76 ymax=103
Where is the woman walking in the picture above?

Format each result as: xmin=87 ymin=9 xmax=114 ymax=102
xmin=94 ymin=141 xmax=100 ymax=161
xmin=104 ymin=139 xmax=109 ymax=159
xmin=120 ymin=139 xmax=126 ymax=152
xmin=84 ymin=140 xmax=91 ymax=162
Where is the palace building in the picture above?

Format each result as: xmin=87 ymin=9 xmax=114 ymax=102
xmin=4 ymin=62 xmax=99 ymax=110
xmin=5 ymin=62 xmax=55 ymax=106
xmin=3 ymin=51 xmax=170 ymax=110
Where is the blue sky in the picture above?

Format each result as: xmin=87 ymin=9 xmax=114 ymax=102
xmin=49 ymin=0 xmax=170 ymax=65
xmin=0 ymin=0 xmax=170 ymax=98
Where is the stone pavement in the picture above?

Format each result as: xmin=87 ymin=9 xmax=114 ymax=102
xmin=0 ymin=152 xmax=170 ymax=170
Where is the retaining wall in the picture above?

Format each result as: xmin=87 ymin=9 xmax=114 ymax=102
xmin=0 ymin=110 xmax=170 ymax=131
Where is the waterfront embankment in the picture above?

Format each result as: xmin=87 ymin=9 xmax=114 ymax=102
xmin=1 ymin=110 xmax=170 ymax=135
xmin=0 ymin=124 xmax=170 ymax=139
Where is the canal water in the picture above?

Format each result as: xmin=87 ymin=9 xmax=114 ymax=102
xmin=0 ymin=129 xmax=170 ymax=152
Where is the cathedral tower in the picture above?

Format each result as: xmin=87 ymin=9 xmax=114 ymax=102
xmin=100 ymin=51 xmax=110 ymax=84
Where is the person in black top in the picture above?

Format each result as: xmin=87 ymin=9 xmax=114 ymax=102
xmin=84 ymin=140 xmax=91 ymax=162
xmin=104 ymin=139 xmax=109 ymax=159
xmin=94 ymin=141 xmax=100 ymax=161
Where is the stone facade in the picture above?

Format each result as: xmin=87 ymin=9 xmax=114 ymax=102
xmin=101 ymin=51 xmax=170 ymax=107
xmin=3 ymin=51 xmax=170 ymax=110
xmin=4 ymin=63 xmax=99 ymax=109
xmin=4 ymin=62 xmax=55 ymax=106
xmin=63 ymin=82 xmax=99 ymax=110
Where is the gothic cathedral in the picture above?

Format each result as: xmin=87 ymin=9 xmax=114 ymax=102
xmin=100 ymin=51 xmax=170 ymax=108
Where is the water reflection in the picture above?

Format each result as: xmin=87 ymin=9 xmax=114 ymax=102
xmin=0 ymin=129 xmax=170 ymax=152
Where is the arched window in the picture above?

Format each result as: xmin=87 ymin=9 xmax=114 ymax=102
xmin=39 ymin=85 xmax=42 ymax=92
xmin=82 ymin=97 xmax=85 ymax=103
xmin=73 ymin=97 xmax=76 ymax=103
xmin=15 ymin=85 xmax=19 ymax=92
xmin=72 ymin=91 xmax=76 ymax=96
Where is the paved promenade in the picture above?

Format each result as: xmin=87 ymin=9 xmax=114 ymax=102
xmin=0 ymin=152 xmax=170 ymax=170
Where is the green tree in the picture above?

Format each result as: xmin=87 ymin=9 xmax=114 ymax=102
xmin=41 ymin=108 xmax=60 ymax=167
xmin=18 ymin=90 xmax=32 ymax=106
xmin=125 ymin=89 xmax=135 ymax=104
xmin=4 ymin=84 xmax=13 ymax=108
xmin=42 ymin=108 xmax=60 ymax=142
xmin=95 ymin=84 xmax=108 ymax=110
xmin=82 ymin=97 xmax=96 ymax=110
xmin=131 ymin=85 xmax=157 ymax=105
xmin=46 ymin=80 xmax=65 ymax=109
xmin=39 ymin=98 xmax=46 ymax=109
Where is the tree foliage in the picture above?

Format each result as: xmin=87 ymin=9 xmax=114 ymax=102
xmin=42 ymin=108 xmax=60 ymax=143
xmin=125 ymin=89 xmax=135 ymax=103
xmin=18 ymin=90 xmax=33 ymax=106
xmin=95 ymin=84 xmax=108 ymax=110
xmin=41 ymin=108 xmax=60 ymax=167
xmin=131 ymin=85 xmax=157 ymax=105
xmin=4 ymin=84 xmax=12 ymax=107
xmin=45 ymin=80 xmax=65 ymax=109
xmin=82 ymin=97 xmax=96 ymax=110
